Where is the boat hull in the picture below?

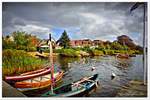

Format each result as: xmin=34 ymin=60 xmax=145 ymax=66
xmin=116 ymin=54 xmax=129 ymax=59
xmin=42 ymin=74 xmax=99 ymax=97
xmin=5 ymin=67 xmax=51 ymax=82
xmin=62 ymin=81 xmax=97 ymax=97
xmin=15 ymin=71 xmax=64 ymax=92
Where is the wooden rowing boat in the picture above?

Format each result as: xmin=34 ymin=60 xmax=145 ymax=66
xmin=5 ymin=67 xmax=51 ymax=82
xmin=20 ymin=67 xmax=49 ymax=76
xmin=116 ymin=54 xmax=129 ymax=59
xmin=15 ymin=71 xmax=64 ymax=92
xmin=42 ymin=74 xmax=99 ymax=97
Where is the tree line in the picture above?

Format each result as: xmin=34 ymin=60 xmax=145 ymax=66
xmin=2 ymin=30 xmax=143 ymax=53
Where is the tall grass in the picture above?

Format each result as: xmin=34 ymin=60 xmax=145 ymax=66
xmin=2 ymin=49 xmax=48 ymax=78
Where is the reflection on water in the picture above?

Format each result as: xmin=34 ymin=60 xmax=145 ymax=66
xmin=24 ymin=55 xmax=144 ymax=97
xmin=57 ymin=56 xmax=80 ymax=71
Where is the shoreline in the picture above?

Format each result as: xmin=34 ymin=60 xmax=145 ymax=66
xmin=27 ymin=51 xmax=140 ymax=58
xmin=116 ymin=80 xmax=147 ymax=97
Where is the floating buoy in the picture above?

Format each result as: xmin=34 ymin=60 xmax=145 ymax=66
xmin=111 ymin=72 xmax=116 ymax=79
xmin=91 ymin=67 xmax=96 ymax=71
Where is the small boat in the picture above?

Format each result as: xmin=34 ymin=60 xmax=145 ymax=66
xmin=5 ymin=67 xmax=51 ymax=82
xmin=15 ymin=71 xmax=64 ymax=92
xmin=42 ymin=74 xmax=99 ymax=97
xmin=116 ymin=54 xmax=129 ymax=59
xmin=21 ymin=67 xmax=49 ymax=76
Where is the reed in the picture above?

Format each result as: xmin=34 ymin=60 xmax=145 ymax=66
xmin=2 ymin=49 xmax=48 ymax=78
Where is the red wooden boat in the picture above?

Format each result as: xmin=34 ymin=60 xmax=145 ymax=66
xmin=20 ymin=67 xmax=49 ymax=76
xmin=116 ymin=54 xmax=129 ymax=59
xmin=15 ymin=71 xmax=64 ymax=92
xmin=5 ymin=67 xmax=51 ymax=81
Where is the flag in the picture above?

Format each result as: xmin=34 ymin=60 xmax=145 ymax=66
xmin=130 ymin=2 xmax=143 ymax=12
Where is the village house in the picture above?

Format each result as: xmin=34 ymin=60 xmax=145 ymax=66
xmin=70 ymin=39 xmax=91 ymax=47
xmin=93 ymin=40 xmax=104 ymax=46
xmin=70 ymin=39 xmax=104 ymax=48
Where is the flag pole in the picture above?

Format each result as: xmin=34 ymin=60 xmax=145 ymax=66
xmin=143 ymin=3 xmax=147 ymax=85
xmin=49 ymin=33 xmax=54 ymax=94
xmin=130 ymin=2 xmax=147 ymax=85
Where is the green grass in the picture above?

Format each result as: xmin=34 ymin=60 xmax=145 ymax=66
xmin=54 ymin=47 xmax=142 ymax=57
xmin=2 ymin=49 xmax=48 ymax=78
xmin=59 ymin=49 xmax=81 ymax=57
xmin=88 ymin=49 xmax=104 ymax=56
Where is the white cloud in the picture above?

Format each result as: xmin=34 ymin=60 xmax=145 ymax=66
xmin=15 ymin=24 xmax=50 ymax=34
xmin=14 ymin=24 xmax=51 ymax=39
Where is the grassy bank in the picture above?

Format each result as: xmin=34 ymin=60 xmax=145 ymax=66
xmin=53 ymin=47 xmax=141 ymax=57
xmin=58 ymin=49 xmax=81 ymax=57
xmin=2 ymin=49 xmax=48 ymax=78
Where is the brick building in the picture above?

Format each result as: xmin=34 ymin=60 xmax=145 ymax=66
xmin=70 ymin=39 xmax=104 ymax=48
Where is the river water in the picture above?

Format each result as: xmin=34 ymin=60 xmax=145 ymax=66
xmin=25 ymin=55 xmax=144 ymax=97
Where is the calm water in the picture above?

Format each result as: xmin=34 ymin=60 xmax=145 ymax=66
xmin=25 ymin=55 xmax=144 ymax=97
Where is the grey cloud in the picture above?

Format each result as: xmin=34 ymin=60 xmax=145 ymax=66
xmin=2 ymin=2 xmax=146 ymax=45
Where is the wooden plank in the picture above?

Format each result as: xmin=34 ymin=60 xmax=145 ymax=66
xmin=2 ymin=81 xmax=26 ymax=97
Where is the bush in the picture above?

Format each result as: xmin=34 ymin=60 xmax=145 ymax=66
xmin=103 ymin=50 xmax=115 ymax=55
xmin=53 ymin=49 xmax=63 ymax=53
xmin=95 ymin=47 xmax=105 ymax=51
xmin=135 ymin=50 xmax=143 ymax=54
xmin=81 ymin=46 xmax=91 ymax=52
xmin=2 ymin=40 xmax=16 ymax=49
xmin=26 ymin=47 xmax=37 ymax=52
xmin=16 ymin=45 xmax=27 ymax=50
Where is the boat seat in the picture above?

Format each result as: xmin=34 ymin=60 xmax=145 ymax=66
xmin=85 ymin=79 xmax=95 ymax=83
xmin=85 ymin=79 xmax=98 ymax=87
xmin=42 ymin=76 xmax=51 ymax=79
xmin=71 ymin=83 xmax=84 ymax=91
xmin=32 ymin=79 xmax=41 ymax=82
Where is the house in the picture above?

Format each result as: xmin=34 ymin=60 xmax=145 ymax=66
xmin=67 ymin=39 xmax=106 ymax=48
xmin=70 ymin=39 xmax=93 ymax=47
xmin=70 ymin=40 xmax=83 ymax=47
xmin=93 ymin=40 xmax=104 ymax=46
xmin=82 ymin=39 xmax=92 ymax=47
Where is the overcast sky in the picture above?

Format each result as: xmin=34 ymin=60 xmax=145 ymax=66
xmin=2 ymin=2 xmax=146 ymax=46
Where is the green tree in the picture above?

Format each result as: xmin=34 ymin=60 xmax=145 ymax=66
xmin=12 ymin=31 xmax=28 ymax=47
xmin=110 ymin=41 xmax=124 ymax=50
xmin=57 ymin=30 xmax=70 ymax=48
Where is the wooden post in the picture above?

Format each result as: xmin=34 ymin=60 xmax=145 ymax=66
xmin=49 ymin=33 xmax=54 ymax=94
